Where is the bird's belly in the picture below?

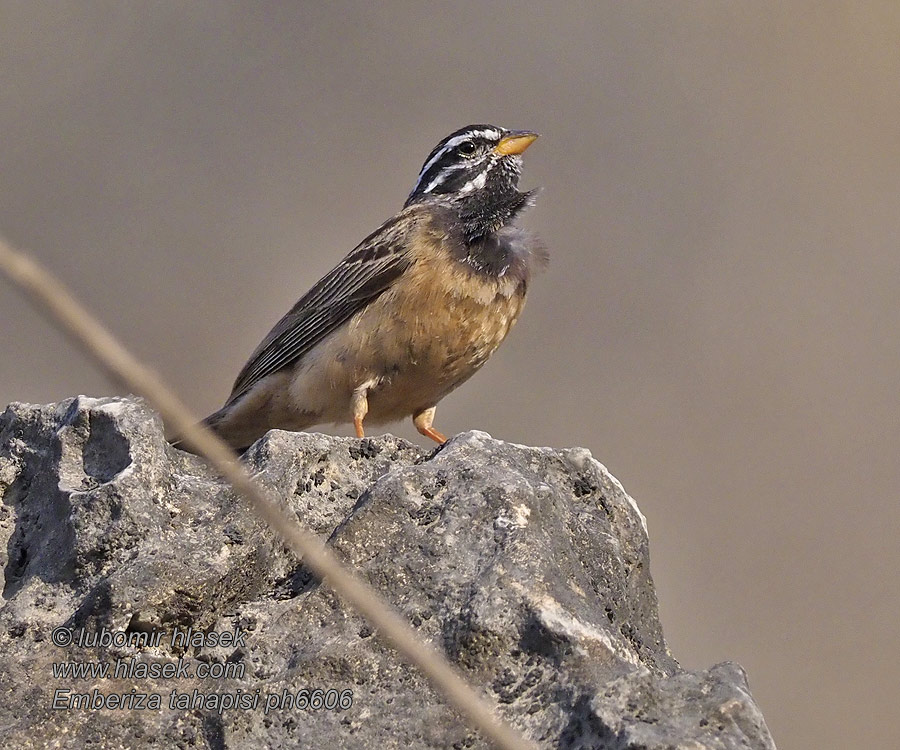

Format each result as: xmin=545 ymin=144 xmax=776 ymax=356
xmin=363 ymin=331 xmax=493 ymax=423
xmin=291 ymin=274 xmax=525 ymax=425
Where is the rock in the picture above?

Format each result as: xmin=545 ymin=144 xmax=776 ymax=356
xmin=0 ymin=395 xmax=775 ymax=749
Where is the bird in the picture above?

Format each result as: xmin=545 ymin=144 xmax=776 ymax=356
xmin=181 ymin=124 xmax=545 ymax=452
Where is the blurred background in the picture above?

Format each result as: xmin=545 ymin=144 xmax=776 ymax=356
xmin=2 ymin=3 xmax=898 ymax=747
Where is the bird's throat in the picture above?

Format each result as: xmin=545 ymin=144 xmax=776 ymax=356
xmin=458 ymin=189 xmax=535 ymax=245
xmin=453 ymin=189 xmax=536 ymax=277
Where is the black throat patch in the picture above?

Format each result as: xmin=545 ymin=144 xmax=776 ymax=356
xmin=450 ymin=190 xmax=539 ymax=279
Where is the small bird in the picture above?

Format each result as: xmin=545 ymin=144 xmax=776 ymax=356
xmin=188 ymin=124 xmax=545 ymax=452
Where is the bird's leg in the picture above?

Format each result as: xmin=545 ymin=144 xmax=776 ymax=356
xmin=351 ymin=385 xmax=369 ymax=439
xmin=413 ymin=406 xmax=447 ymax=444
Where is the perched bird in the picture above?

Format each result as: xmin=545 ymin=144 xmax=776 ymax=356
xmin=186 ymin=124 xmax=545 ymax=452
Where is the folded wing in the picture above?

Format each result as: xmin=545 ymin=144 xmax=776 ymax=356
xmin=226 ymin=213 xmax=414 ymax=404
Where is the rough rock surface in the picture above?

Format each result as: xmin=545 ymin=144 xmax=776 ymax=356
xmin=0 ymin=396 xmax=775 ymax=749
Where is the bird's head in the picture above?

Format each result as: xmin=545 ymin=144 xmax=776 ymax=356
xmin=404 ymin=125 xmax=538 ymax=240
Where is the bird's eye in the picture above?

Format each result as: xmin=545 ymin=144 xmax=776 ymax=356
xmin=457 ymin=140 xmax=477 ymax=156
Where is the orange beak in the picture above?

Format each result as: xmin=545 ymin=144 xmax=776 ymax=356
xmin=494 ymin=131 xmax=539 ymax=156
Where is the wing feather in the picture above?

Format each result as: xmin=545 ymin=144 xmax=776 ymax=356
xmin=226 ymin=213 xmax=414 ymax=403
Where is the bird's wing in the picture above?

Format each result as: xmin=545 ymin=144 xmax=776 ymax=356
xmin=226 ymin=212 xmax=416 ymax=404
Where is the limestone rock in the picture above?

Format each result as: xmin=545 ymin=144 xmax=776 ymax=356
xmin=0 ymin=396 xmax=775 ymax=749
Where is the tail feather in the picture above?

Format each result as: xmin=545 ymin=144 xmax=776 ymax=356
xmin=168 ymin=408 xmax=251 ymax=455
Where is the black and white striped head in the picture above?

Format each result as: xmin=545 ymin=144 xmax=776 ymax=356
xmin=405 ymin=124 xmax=538 ymax=208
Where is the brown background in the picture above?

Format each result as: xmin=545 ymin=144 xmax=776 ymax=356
xmin=2 ymin=3 xmax=898 ymax=748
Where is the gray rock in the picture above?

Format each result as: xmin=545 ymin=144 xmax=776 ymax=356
xmin=0 ymin=396 xmax=775 ymax=749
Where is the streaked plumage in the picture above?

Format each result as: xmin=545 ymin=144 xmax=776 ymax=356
xmin=181 ymin=124 xmax=545 ymax=451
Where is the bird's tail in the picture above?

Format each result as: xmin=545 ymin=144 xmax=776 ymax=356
xmin=168 ymin=407 xmax=250 ymax=455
